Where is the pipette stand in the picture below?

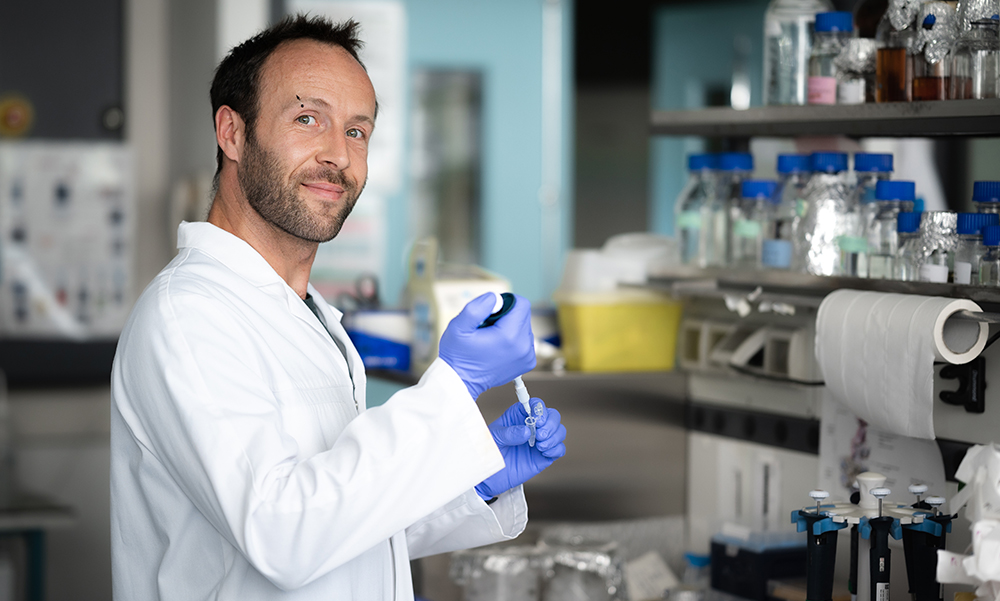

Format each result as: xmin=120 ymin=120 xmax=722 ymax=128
xmin=796 ymin=473 xmax=924 ymax=601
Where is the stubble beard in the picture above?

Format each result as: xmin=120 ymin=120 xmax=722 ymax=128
xmin=238 ymin=131 xmax=363 ymax=244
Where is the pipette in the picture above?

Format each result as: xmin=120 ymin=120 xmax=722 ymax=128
xmin=478 ymin=292 xmax=543 ymax=447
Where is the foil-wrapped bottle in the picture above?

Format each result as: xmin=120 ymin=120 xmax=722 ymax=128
xmin=918 ymin=211 xmax=959 ymax=282
xmin=836 ymin=39 xmax=880 ymax=103
xmin=913 ymin=2 xmax=958 ymax=100
xmin=798 ymin=152 xmax=854 ymax=276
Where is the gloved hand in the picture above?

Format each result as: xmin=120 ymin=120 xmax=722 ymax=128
xmin=475 ymin=398 xmax=566 ymax=500
xmin=438 ymin=292 xmax=536 ymax=400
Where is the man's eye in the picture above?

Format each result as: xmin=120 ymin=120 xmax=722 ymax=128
xmin=347 ymin=128 xmax=365 ymax=139
xmin=296 ymin=115 xmax=316 ymax=125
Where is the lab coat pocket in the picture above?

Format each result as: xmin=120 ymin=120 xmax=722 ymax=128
xmin=273 ymin=384 xmax=357 ymax=455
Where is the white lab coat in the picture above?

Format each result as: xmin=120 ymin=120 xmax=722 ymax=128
xmin=110 ymin=222 xmax=528 ymax=600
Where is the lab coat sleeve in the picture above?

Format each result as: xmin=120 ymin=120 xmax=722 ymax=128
xmin=113 ymin=282 xmax=506 ymax=591
xmin=405 ymin=485 xmax=528 ymax=559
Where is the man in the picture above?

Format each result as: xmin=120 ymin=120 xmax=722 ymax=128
xmin=110 ymin=16 xmax=566 ymax=600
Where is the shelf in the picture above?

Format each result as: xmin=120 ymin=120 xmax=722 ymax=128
xmin=650 ymin=99 xmax=1000 ymax=138
xmin=645 ymin=266 xmax=1000 ymax=306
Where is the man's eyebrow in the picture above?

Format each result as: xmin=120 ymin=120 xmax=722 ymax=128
xmin=286 ymin=96 xmax=376 ymax=125
xmin=287 ymin=95 xmax=331 ymax=110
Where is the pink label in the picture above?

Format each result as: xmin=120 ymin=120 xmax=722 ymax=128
xmin=808 ymin=76 xmax=838 ymax=105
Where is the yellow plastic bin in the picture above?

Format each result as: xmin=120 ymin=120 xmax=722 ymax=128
xmin=554 ymin=289 xmax=683 ymax=372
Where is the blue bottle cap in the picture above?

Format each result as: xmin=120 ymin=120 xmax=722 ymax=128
xmin=719 ymin=152 xmax=754 ymax=172
xmin=815 ymin=11 xmax=853 ymax=33
xmin=811 ymin=152 xmax=849 ymax=174
xmin=684 ymin=553 xmax=711 ymax=568
xmin=897 ymin=212 xmax=921 ymax=234
xmin=973 ymin=181 xmax=1000 ymax=203
xmin=984 ymin=225 xmax=1000 ymax=247
xmin=875 ymin=180 xmax=916 ymax=202
xmin=958 ymin=213 xmax=1000 ymax=235
xmin=854 ymin=153 xmax=894 ymax=173
xmin=777 ymin=154 xmax=811 ymax=174
xmin=742 ymin=180 xmax=778 ymax=201
xmin=688 ymin=153 xmax=718 ymax=171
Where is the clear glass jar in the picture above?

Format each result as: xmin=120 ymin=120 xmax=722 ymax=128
xmin=868 ymin=180 xmax=915 ymax=279
xmin=954 ymin=213 xmax=999 ymax=284
xmin=764 ymin=155 xmax=811 ymax=270
xmin=763 ymin=0 xmax=836 ymax=105
xmin=973 ymin=182 xmax=1000 ymax=214
xmin=980 ymin=225 xmax=1000 ymax=286
xmin=719 ymin=152 xmax=754 ymax=267
xmin=951 ymin=19 xmax=999 ymax=99
xmin=877 ymin=26 xmax=917 ymax=101
xmin=799 ymin=152 xmax=853 ymax=275
xmin=734 ymin=180 xmax=778 ymax=268
xmin=677 ymin=154 xmax=719 ymax=267
xmin=895 ymin=212 xmax=923 ymax=281
xmin=808 ymin=12 xmax=855 ymax=104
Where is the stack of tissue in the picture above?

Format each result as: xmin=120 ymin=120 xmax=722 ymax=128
xmin=938 ymin=444 xmax=1000 ymax=600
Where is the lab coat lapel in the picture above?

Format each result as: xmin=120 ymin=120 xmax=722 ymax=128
xmin=307 ymin=285 xmax=368 ymax=413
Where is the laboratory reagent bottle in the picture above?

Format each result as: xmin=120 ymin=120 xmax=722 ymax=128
xmin=951 ymin=17 xmax=1000 ymax=99
xmin=854 ymin=153 xmax=894 ymax=241
xmin=799 ymin=152 xmax=853 ymax=276
xmin=808 ymin=12 xmax=856 ymax=104
xmin=763 ymin=0 xmax=836 ymax=105
xmin=979 ymin=225 xmax=1000 ymax=286
xmin=895 ymin=211 xmax=923 ymax=281
xmin=763 ymin=154 xmax=811 ymax=270
xmin=868 ymin=180 xmax=915 ymax=279
xmin=918 ymin=211 xmax=959 ymax=283
xmin=719 ymin=152 xmax=755 ymax=267
xmin=912 ymin=5 xmax=956 ymax=101
xmin=677 ymin=154 xmax=719 ymax=267
xmin=974 ymin=181 xmax=1000 ymax=214
xmin=734 ymin=180 xmax=779 ymax=268
xmin=877 ymin=22 xmax=918 ymax=101
xmin=955 ymin=212 xmax=1000 ymax=284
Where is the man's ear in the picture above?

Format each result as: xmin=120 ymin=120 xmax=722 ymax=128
xmin=215 ymin=106 xmax=246 ymax=164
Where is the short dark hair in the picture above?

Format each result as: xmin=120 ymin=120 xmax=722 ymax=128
xmin=209 ymin=15 xmax=366 ymax=182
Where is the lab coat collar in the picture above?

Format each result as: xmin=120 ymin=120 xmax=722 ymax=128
xmin=175 ymin=221 xmax=343 ymax=321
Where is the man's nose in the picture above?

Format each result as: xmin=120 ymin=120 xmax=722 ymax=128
xmin=317 ymin=129 xmax=351 ymax=170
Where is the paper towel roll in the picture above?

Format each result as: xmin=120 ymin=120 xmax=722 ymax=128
xmin=816 ymin=290 xmax=989 ymax=439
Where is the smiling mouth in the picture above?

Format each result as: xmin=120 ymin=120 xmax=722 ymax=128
xmin=301 ymin=182 xmax=345 ymax=200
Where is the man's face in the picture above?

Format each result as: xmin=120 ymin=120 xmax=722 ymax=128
xmin=237 ymin=39 xmax=376 ymax=243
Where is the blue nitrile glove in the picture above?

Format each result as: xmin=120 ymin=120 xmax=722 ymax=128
xmin=438 ymin=292 xmax=536 ymax=400
xmin=475 ymin=398 xmax=567 ymax=500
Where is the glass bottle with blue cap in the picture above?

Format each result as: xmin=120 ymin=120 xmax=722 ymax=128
xmin=716 ymin=152 xmax=754 ymax=267
xmin=979 ymin=225 xmax=1000 ymax=285
xmin=808 ymin=12 xmax=855 ymax=104
xmin=799 ymin=152 xmax=853 ymax=276
xmin=973 ymin=181 xmax=1000 ymax=214
xmin=853 ymin=153 xmax=893 ymax=229
xmin=954 ymin=212 xmax=1000 ymax=284
xmin=676 ymin=153 xmax=719 ymax=267
xmin=868 ymin=180 xmax=916 ymax=279
xmin=764 ymin=155 xmax=811 ymax=270
xmin=895 ymin=211 xmax=924 ymax=281
xmin=733 ymin=180 xmax=778 ymax=268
